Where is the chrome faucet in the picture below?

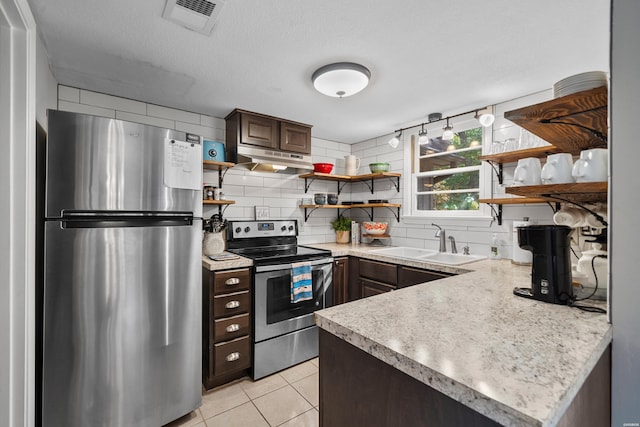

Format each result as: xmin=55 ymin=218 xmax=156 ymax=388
xmin=449 ymin=236 xmax=458 ymax=253
xmin=431 ymin=223 xmax=447 ymax=252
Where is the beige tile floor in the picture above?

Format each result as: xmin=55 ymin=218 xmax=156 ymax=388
xmin=165 ymin=358 xmax=319 ymax=427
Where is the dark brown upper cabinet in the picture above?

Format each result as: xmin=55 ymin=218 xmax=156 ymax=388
xmin=226 ymin=109 xmax=312 ymax=155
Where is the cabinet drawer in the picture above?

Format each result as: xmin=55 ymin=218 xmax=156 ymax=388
xmin=214 ymin=314 xmax=250 ymax=342
xmin=214 ymin=268 xmax=250 ymax=294
xmin=214 ymin=336 xmax=251 ymax=376
xmin=397 ymin=266 xmax=452 ymax=288
xmin=361 ymin=278 xmax=395 ymax=298
xmin=213 ymin=291 xmax=250 ymax=318
xmin=359 ymin=259 xmax=397 ymax=285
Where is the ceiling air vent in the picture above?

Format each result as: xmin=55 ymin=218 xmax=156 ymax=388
xmin=162 ymin=0 xmax=225 ymax=35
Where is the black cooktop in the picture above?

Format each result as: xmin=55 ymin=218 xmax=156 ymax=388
xmin=227 ymin=244 xmax=332 ymax=265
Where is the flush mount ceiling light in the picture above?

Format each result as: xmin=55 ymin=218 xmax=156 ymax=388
xmin=312 ymin=62 xmax=371 ymax=98
xmin=388 ymin=130 xmax=402 ymax=148
xmin=442 ymin=118 xmax=454 ymax=141
xmin=475 ymin=108 xmax=495 ymax=127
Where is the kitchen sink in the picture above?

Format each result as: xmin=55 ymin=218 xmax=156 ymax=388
xmin=371 ymin=246 xmax=486 ymax=265
xmin=370 ymin=247 xmax=437 ymax=259
xmin=421 ymin=252 xmax=487 ymax=266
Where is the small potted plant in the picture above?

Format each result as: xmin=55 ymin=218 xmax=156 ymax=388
xmin=331 ymin=216 xmax=352 ymax=244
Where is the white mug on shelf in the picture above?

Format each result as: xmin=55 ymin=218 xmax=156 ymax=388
xmin=572 ymin=148 xmax=608 ymax=182
xmin=553 ymin=206 xmax=586 ymax=228
xmin=512 ymin=157 xmax=542 ymax=186
xmin=541 ymin=153 xmax=575 ymax=184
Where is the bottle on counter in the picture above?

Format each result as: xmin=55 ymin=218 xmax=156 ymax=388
xmin=490 ymin=233 xmax=501 ymax=260
xmin=351 ymin=221 xmax=360 ymax=245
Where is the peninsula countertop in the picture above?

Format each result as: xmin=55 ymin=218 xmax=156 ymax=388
xmin=312 ymin=244 xmax=611 ymax=426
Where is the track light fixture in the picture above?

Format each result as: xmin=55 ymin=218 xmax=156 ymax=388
xmin=387 ymin=106 xmax=493 ymax=147
xmin=442 ymin=118 xmax=454 ymax=141
xmin=388 ymin=130 xmax=402 ymax=148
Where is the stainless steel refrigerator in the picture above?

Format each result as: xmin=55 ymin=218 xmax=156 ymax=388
xmin=41 ymin=110 xmax=203 ymax=427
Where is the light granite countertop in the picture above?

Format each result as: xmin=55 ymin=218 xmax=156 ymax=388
xmin=202 ymin=252 xmax=253 ymax=271
xmin=311 ymin=243 xmax=612 ymax=427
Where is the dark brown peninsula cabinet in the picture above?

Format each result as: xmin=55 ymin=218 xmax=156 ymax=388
xmin=202 ymin=267 xmax=252 ymax=389
xmin=349 ymin=258 xmax=453 ymax=300
xmin=225 ymin=109 xmax=312 ymax=156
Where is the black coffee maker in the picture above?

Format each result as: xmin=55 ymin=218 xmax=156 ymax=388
xmin=513 ymin=225 xmax=573 ymax=304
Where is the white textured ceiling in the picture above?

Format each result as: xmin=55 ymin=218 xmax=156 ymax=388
xmin=28 ymin=0 xmax=610 ymax=143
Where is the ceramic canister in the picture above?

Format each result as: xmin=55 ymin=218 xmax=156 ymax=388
xmin=344 ymin=155 xmax=361 ymax=176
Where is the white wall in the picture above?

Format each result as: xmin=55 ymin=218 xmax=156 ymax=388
xmin=35 ymin=36 xmax=57 ymax=129
xmin=611 ymin=0 xmax=640 ymax=423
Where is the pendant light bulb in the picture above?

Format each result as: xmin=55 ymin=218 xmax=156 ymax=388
xmin=388 ymin=130 xmax=402 ymax=148
xmin=418 ymin=124 xmax=428 ymax=144
xmin=442 ymin=118 xmax=454 ymax=141
xmin=475 ymin=109 xmax=495 ymax=127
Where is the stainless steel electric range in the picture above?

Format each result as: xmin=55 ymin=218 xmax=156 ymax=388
xmin=226 ymin=220 xmax=333 ymax=379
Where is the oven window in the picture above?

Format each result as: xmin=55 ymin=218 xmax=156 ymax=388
xmin=266 ymin=269 xmax=325 ymax=324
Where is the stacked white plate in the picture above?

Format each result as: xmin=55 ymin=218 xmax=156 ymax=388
xmin=553 ymin=71 xmax=607 ymax=98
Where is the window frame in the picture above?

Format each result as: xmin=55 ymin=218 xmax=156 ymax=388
xmin=402 ymin=113 xmax=493 ymax=220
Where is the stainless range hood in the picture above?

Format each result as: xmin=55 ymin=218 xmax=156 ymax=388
xmin=235 ymin=145 xmax=314 ymax=173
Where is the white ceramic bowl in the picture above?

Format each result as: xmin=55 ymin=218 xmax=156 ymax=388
xmin=362 ymin=222 xmax=388 ymax=235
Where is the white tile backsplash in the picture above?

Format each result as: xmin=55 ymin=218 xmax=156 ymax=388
xmin=58 ymin=85 xmax=79 ymax=102
xmin=58 ymin=100 xmax=116 ymax=118
xmin=79 ymin=90 xmax=147 ymax=114
xmin=57 ymin=85 xmax=559 ymax=247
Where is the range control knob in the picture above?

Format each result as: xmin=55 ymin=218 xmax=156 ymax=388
xmin=281 ymin=226 xmax=287 ymax=231
xmin=244 ymin=226 xmax=251 ymax=233
xmin=288 ymin=225 xmax=294 ymax=231
xmin=235 ymin=227 xmax=241 ymax=233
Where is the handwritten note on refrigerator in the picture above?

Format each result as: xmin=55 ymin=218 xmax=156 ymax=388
xmin=164 ymin=139 xmax=202 ymax=190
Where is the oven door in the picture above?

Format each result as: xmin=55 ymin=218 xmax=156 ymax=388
xmin=254 ymin=257 xmax=333 ymax=342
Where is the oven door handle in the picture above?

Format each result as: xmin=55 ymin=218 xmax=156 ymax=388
xmin=254 ymin=257 xmax=334 ymax=273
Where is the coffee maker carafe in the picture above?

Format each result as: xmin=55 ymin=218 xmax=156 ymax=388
xmin=513 ymin=225 xmax=573 ymax=304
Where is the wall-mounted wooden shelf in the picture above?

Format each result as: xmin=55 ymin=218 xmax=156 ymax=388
xmin=299 ymin=203 xmax=401 ymax=222
xmin=202 ymin=161 xmax=236 ymax=212
xmin=504 ymin=86 xmax=608 ymax=154
xmin=505 ymin=182 xmax=607 ymax=203
xmin=478 ymin=197 xmax=548 ymax=205
xmin=299 ymin=172 xmax=401 ymax=194
xmin=479 ymin=146 xmax=561 ymax=164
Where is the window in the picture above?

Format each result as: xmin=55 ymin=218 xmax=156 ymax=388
xmin=405 ymin=114 xmax=491 ymax=218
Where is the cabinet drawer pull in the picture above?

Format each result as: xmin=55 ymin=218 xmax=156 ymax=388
xmin=225 ymin=300 xmax=240 ymax=309
xmin=225 ymin=324 xmax=240 ymax=333
xmin=225 ymin=352 xmax=240 ymax=362
xmin=225 ymin=278 xmax=240 ymax=286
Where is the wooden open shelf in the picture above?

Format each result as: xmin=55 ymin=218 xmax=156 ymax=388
xmin=299 ymin=203 xmax=401 ymax=209
xmin=203 ymin=200 xmax=236 ymax=206
xmin=203 ymin=160 xmax=236 ymax=170
xmin=480 ymin=146 xmax=561 ymax=164
xmin=505 ymin=182 xmax=607 ymax=203
xmin=478 ymin=197 xmax=548 ymax=205
xmin=299 ymin=171 xmax=401 ymax=181
xmin=504 ymin=86 xmax=608 ymax=154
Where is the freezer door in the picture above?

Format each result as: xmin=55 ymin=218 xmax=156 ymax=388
xmin=46 ymin=110 xmax=202 ymax=217
xmin=42 ymin=220 xmax=202 ymax=427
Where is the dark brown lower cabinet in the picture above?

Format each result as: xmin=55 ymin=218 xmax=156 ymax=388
xmin=348 ymin=257 xmax=454 ymax=301
xmin=319 ymin=329 xmax=611 ymax=426
xmin=332 ymin=257 xmax=349 ymax=305
xmin=202 ymin=267 xmax=252 ymax=389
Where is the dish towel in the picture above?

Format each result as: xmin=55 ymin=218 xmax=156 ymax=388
xmin=291 ymin=261 xmax=313 ymax=303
